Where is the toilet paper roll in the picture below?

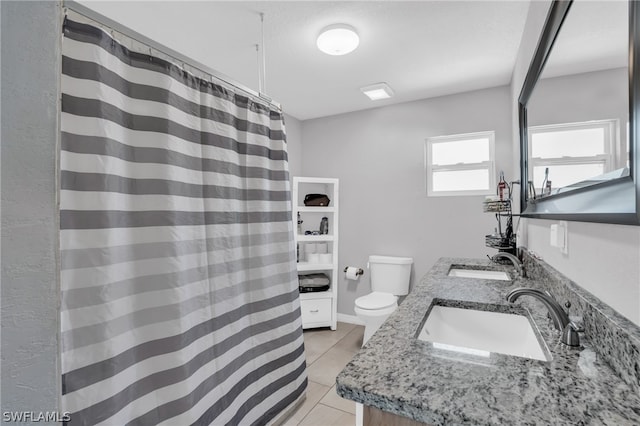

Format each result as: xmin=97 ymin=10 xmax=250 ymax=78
xmin=305 ymin=243 xmax=317 ymax=253
xmin=316 ymin=243 xmax=328 ymax=254
xmin=345 ymin=266 xmax=360 ymax=280
xmin=307 ymin=253 xmax=321 ymax=264
xmin=319 ymin=253 xmax=332 ymax=264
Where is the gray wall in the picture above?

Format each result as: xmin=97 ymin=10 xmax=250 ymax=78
xmin=284 ymin=113 xmax=303 ymax=180
xmin=301 ymin=87 xmax=514 ymax=317
xmin=511 ymin=1 xmax=640 ymax=325
xmin=528 ymin=68 xmax=628 ymax=128
xmin=1 ymin=0 xmax=62 ymax=418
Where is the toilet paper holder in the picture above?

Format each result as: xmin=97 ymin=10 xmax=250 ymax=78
xmin=344 ymin=267 xmax=364 ymax=276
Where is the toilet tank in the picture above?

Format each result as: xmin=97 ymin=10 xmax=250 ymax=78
xmin=368 ymin=255 xmax=413 ymax=295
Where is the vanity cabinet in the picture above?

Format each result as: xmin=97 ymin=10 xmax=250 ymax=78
xmin=364 ymin=406 xmax=430 ymax=426
xmin=292 ymin=177 xmax=339 ymax=330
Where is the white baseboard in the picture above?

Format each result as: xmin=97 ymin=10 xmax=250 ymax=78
xmin=337 ymin=313 xmax=365 ymax=326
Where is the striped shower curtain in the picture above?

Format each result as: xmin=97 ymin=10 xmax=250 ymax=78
xmin=59 ymin=12 xmax=306 ymax=425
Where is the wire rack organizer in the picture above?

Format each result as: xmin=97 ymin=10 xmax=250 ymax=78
xmin=483 ymin=186 xmax=516 ymax=254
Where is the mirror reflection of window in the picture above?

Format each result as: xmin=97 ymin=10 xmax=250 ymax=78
xmin=528 ymin=119 xmax=617 ymax=189
xmin=526 ymin=0 xmax=628 ymax=195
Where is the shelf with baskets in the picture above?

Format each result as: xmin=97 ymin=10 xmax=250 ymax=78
xmin=292 ymin=177 xmax=339 ymax=330
xmin=484 ymin=175 xmax=516 ymax=254
xmin=482 ymin=199 xmax=512 ymax=213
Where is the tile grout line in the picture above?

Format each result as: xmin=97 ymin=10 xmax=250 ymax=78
xmin=298 ymin=331 xmax=336 ymax=426
xmin=299 ymin=331 xmax=356 ymax=425
xmin=295 ymin=385 xmax=332 ymax=425
xmin=304 ymin=324 xmax=358 ymax=368
xmin=295 ymin=323 xmax=363 ymax=425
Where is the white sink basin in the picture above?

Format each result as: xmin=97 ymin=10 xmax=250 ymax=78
xmin=417 ymin=305 xmax=548 ymax=361
xmin=448 ymin=268 xmax=511 ymax=281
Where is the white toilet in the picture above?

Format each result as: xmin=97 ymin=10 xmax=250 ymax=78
xmin=354 ymin=255 xmax=413 ymax=345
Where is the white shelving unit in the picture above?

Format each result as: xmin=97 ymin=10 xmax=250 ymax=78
xmin=293 ymin=177 xmax=339 ymax=330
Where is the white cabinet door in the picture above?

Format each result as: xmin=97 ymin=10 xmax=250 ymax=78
xmin=300 ymin=298 xmax=332 ymax=326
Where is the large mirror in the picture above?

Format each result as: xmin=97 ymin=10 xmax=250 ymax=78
xmin=519 ymin=0 xmax=640 ymax=225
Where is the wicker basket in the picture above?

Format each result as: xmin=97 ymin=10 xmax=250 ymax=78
xmin=483 ymin=200 xmax=511 ymax=213
xmin=485 ymin=234 xmax=515 ymax=250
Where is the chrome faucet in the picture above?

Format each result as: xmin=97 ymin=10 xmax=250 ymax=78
xmin=491 ymin=252 xmax=525 ymax=277
xmin=506 ymin=288 xmax=580 ymax=347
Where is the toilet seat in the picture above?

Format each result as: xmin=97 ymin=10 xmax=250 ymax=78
xmin=355 ymin=291 xmax=397 ymax=310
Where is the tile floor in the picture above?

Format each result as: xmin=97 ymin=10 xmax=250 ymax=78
xmin=282 ymin=322 xmax=364 ymax=426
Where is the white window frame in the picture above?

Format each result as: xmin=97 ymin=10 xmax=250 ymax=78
xmin=527 ymin=119 xmax=618 ymax=184
xmin=425 ymin=131 xmax=496 ymax=197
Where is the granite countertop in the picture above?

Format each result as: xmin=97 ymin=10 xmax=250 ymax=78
xmin=336 ymin=257 xmax=640 ymax=425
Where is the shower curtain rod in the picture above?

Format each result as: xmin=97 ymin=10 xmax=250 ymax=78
xmin=62 ymin=0 xmax=280 ymax=110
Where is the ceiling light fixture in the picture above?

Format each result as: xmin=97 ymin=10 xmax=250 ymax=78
xmin=317 ymin=24 xmax=359 ymax=56
xmin=360 ymin=82 xmax=394 ymax=100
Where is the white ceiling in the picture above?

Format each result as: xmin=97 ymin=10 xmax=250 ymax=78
xmin=77 ymin=1 xmax=531 ymax=120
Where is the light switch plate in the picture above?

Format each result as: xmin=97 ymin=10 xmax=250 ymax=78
xmin=550 ymin=222 xmax=568 ymax=254
xmin=559 ymin=221 xmax=568 ymax=254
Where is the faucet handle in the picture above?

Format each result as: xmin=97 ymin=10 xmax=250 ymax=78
xmin=568 ymin=321 xmax=584 ymax=333
xmin=561 ymin=323 xmax=581 ymax=347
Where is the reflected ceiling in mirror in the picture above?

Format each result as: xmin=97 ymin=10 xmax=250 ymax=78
xmin=526 ymin=0 xmax=629 ymax=198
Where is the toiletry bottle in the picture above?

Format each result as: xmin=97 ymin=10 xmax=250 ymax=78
xmin=528 ymin=180 xmax=537 ymax=199
xmin=498 ymin=171 xmax=507 ymax=200
xmin=319 ymin=217 xmax=329 ymax=235
xmin=297 ymin=212 xmax=303 ymax=234
xmin=541 ymin=168 xmax=549 ymax=197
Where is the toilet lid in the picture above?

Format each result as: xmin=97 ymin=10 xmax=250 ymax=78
xmin=355 ymin=292 xmax=397 ymax=310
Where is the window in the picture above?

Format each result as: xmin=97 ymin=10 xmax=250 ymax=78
xmin=425 ymin=131 xmax=495 ymax=196
xmin=528 ymin=120 xmax=617 ymax=189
